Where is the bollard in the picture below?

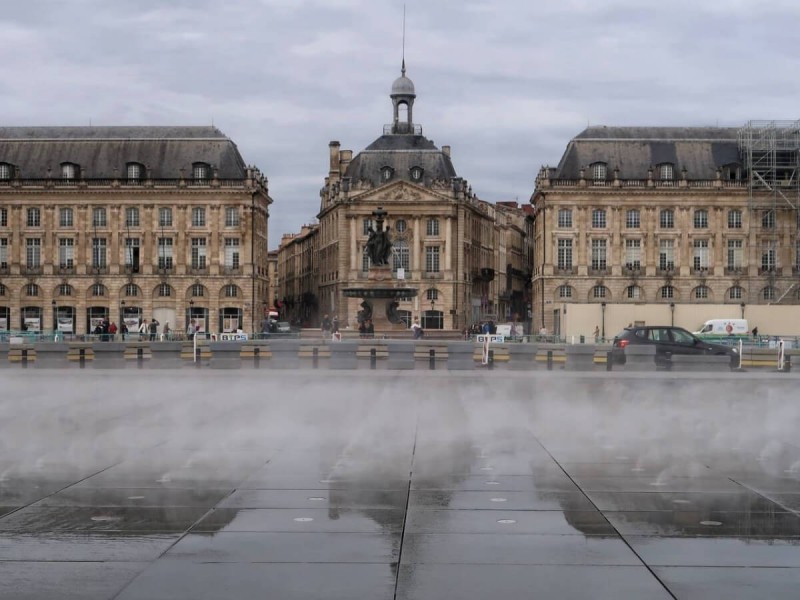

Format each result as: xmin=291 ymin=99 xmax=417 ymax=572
xmin=254 ymin=346 xmax=260 ymax=368
xmin=79 ymin=348 xmax=86 ymax=369
xmin=137 ymin=347 xmax=144 ymax=369
xmin=312 ymin=347 xmax=319 ymax=369
xmin=606 ymin=350 xmax=613 ymax=371
xmin=21 ymin=348 xmax=28 ymax=369
xmin=546 ymin=350 xmax=553 ymax=371
xmin=370 ymin=347 xmax=377 ymax=370
xmin=429 ymin=348 xmax=435 ymax=370
xmin=488 ymin=349 xmax=494 ymax=370
xmin=194 ymin=345 xmax=200 ymax=367
xmin=580 ymin=335 xmax=585 ymax=344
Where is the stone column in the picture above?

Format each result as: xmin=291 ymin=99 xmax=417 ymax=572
xmin=350 ymin=217 xmax=357 ymax=271
xmin=445 ymin=216 xmax=452 ymax=271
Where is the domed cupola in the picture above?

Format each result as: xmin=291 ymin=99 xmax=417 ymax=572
xmin=390 ymin=60 xmax=416 ymax=134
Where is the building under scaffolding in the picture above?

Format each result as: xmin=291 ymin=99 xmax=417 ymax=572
xmin=738 ymin=120 xmax=800 ymax=211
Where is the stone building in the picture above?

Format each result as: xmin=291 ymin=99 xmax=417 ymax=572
xmin=531 ymin=124 xmax=800 ymax=338
xmin=0 ymin=126 xmax=271 ymax=335
xmin=276 ymin=224 xmax=319 ymax=326
xmin=314 ymin=64 xmax=508 ymax=332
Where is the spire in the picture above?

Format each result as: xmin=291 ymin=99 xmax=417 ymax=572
xmin=401 ymin=59 xmax=406 ymax=77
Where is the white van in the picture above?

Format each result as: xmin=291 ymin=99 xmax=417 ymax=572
xmin=693 ymin=319 xmax=748 ymax=336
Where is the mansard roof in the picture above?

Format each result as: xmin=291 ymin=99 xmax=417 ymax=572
xmin=555 ymin=126 xmax=742 ymax=179
xmin=344 ymin=134 xmax=457 ymax=187
xmin=0 ymin=126 xmax=248 ymax=178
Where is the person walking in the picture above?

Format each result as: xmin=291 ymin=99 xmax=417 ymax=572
xmin=137 ymin=318 xmax=147 ymax=341
xmin=411 ymin=318 xmax=424 ymax=340
xmin=148 ymin=318 xmax=159 ymax=341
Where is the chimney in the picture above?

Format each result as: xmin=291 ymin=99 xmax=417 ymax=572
xmin=340 ymin=149 xmax=353 ymax=171
xmin=442 ymin=145 xmax=451 ymax=158
xmin=329 ymin=141 xmax=340 ymax=178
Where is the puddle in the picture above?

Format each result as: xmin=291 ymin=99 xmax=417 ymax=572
xmin=307 ymin=497 xmax=326 ymax=501
xmin=490 ymin=498 xmax=507 ymax=503
xmin=294 ymin=517 xmax=314 ymax=522
xmin=700 ymin=520 xmax=722 ymax=526
xmin=497 ymin=519 xmax=516 ymax=524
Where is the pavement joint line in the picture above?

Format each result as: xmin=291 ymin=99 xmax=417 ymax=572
xmin=393 ymin=398 xmax=419 ymax=600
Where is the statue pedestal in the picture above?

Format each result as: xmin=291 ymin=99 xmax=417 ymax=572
xmin=342 ymin=266 xmax=417 ymax=334
xmin=368 ymin=266 xmax=393 ymax=282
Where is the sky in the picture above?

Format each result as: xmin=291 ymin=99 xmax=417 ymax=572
xmin=3 ymin=0 xmax=800 ymax=248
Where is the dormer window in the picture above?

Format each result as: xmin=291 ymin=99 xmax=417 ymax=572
xmin=192 ymin=162 xmax=210 ymax=184
xmin=127 ymin=162 xmax=144 ymax=183
xmin=410 ymin=166 xmax=423 ymax=181
xmin=591 ymin=162 xmax=607 ymax=181
xmin=381 ymin=166 xmax=394 ymax=181
xmin=0 ymin=163 xmax=12 ymax=180
xmin=658 ymin=163 xmax=674 ymax=180
xmin=61 ymin=162 xmax=79 ymax=181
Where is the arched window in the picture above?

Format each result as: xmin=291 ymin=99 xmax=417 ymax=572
xmin=591 ymin=162 xmax=607 ymax=181
xmin=381 ymin=166 xmax=394 ymax=181
xmin=694 ymin=285 xmax=710 ymax=300
xmin=91 ymin=284 xmax=105 ymax=297
xmin=25 ymin=283 xmax=39 ymax=297
xmin=558 ymin=285 xmax=573 ymax=298
xmin=627 ymin=285 xmax=642 ymax=300
xmin=660 ymin=285 xmax=674 ymax=299
xmin=224 ymin=284 xmax=238 ymax=298
xmin=191 ymin=284 xmax=205 ymax=297
xmin=763 ymin=286 xmax=776 ymax=301
xmin=410 ymin=166 xmax=424 ymax=181
xmin=729 ymin=286 xmax=743 ymax=300
xmin=58 ymin=283 xmax=72 ymax=296
xmin=592 ymin=285 xmax=607 ymax=299
xmin=124 ymin=283 xmax=139 ymax=297
xmin=157 ymin=283 xmax=172 ymax=297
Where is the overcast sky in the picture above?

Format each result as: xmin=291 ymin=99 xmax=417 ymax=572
xmin=4 ymin=0 xmax=800 ymax=248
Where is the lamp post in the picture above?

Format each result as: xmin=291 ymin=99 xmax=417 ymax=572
xmin=670 ymin=302 xmax=675 ymax=326
xmin=600 ymin=301 xmax=606 ymax=341
xmin=430 ymin=300 xmax=435 ymax=330
xmin=740 ymin=302 xmax=745 ymax=319
xmin=51 ymin=299 xmax=56 ymax=334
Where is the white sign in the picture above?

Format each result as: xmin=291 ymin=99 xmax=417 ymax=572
xmin=57 ymin=317 xmax=74 ymax=333
xmin=397 ymin=268 xmax=405 ymax=280
xmin=24 ymin=317 xmax=41 ymax=332
xmin=476 ymin=335 xmax=504 ymax=343
xmin=219 ymin=333 xmax=248 ymax=341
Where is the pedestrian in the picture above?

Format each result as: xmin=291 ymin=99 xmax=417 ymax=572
xmin=358 ymin=320 xmax=368 ymax=339
xmin=187 ymin=319 xmax=196 ymax=340
xmin=148 ymin=318 xmax=159 ymax=341
xmin=109 ymin=321 xmax=118 ymax=341
xmin=365 ymin=319 xmax=374 ymax=338
xmin=163 ymin=322 xmax=171 ymax=340
xmin=411 ymin=317 xmax=424 ymax=340
xmin=321 ymin=314 xmax=331 ymax=337
xmin=593 ymin=325 xmax=600 ymax=343
xmin=752 ymin=326 xmax=758 ymax=338
xmin=120 ymin=322 xmax=128 ymax=341
xmin=137 ymin=318 xmax=147 ymax=341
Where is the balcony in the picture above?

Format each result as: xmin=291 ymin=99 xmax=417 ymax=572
xmin=21 ymin=265 xmax=43 ymax=275
xmin=555 ymin=267 xmax=577 ymax=276
xmin=188 ymin=267 xmax=209 ymax=275
xmin=656 ymin=267 xmax=676 ymax=277
xmin=724 ymin=267 xmax=747 ymax=276
xmin=222 ymin=266 xmax=241 ymax=275
xmin=423 ymin=271 xmax=443 ymax=279
xmin=588 ymin=268 xmax=609 ymax=276
xmin=691 ymin=267 xmax=710 ymax=276
xmin=759 ymin=267 xmax=783 ymax=276
xmin=124 ymin=265 xmax=141 ymax=275
xmin=0 ymin=264 xmax=8 ymax=275
xmin=622 ymin=265 xmax=642 ymax=276
xmin=57 ymin=265 xmax=75 ymax=275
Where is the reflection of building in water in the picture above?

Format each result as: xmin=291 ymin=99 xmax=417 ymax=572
xmin=0 ymin=126 xmax=272 ymax=335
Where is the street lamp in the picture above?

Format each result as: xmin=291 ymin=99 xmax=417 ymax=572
xmin=669 ymin=302 xmax=675 ymax=326
xmin=51 ymin=299 xmax=56 ymax=333
xmin=600 ymin=301 xmax=606 ymax=340
xmin=740 ymin=302 xmax=745 ymax=319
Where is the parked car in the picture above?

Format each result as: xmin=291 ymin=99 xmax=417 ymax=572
xmin=276 ymin=321 xmax=293 ymax=334
xmin=611 ymin=325 xmax=739 ymax=368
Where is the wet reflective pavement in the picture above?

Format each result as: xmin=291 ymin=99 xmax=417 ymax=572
xmin=1 ymin=370 xmax=799 ymax=599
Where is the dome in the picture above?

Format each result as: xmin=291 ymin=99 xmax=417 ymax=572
xmin=391 ymin=75 xmax=415 ymax=97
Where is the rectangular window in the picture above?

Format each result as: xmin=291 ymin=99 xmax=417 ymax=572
xmin=762 ymin=210 xmax=776 ymax=229
xmin=425 ymin=246 xmax=440 ymax=272
xmin=591 ymin=239 xmax=607 ymax=270
xmin=0 ymin=208 xmax=6 ymax=227
xmin=592 ymin=209 xmax=606 ymax=228
xmin=0 ymin=164 xmax=10 ymax=180
xmin=761 ymin=241 xmax=776 ymax=271
xmin=427 ymin=219 xmax=440 ymax=236
xmin=626 ymin=210 xmax=640 ymax=229
xmin=224 ymin=238 xmax=240 ymax=269
xmin=59 ymin=207 xmax=73 ymax=227
xmin=59 ymin=238 xmax=74 ymax=268
xmin=728 ymin=210 xmax=742 ymax=229
xmin=693 ymin=239 xmax=709 ymax=270
xmin=625 ymin=239 xmax=641 ymax=270
xmin=159 ymin=208 xmax=173 ymax=227
xmin=225 ymin=207 xmax=240 ymax=227
xmin=26 ymin=238 xmax=41 ymax=267
xmin=191 ymin=238 xmax=207 ymax=269
xmin=659 ymin=239 xmax=675 ymax=271
xmin=192 ymin=207 xmax=206 ymax=227
xmin=0 ymin=238 xmax=7 ymax=268
xmin=27 ymin=208 xmax=41 ymax=227
xmin=727 ymin=239 xmax=743 ymax=270
xmin=362 ymin=248 xmax=371 ymax=272
xmin=62 ymin=163 xmax=76 ymax=180
xmin=92 ymin=208 xmax=106 ymax=227
xmin=392 ymin=241 xmax=409 ymax=272
xmin=92 ymin=238 xmax=107 ymax=268
xmin=660 ymin=210 xmax=674 ymax=229
xmin=125 ymin=207 xmax=140 ymax=227
xmin=127 ymin=163 xmax=141 ymax=182
xmin=158 ymin=237 xmax=174 ymax=269
xmin=557 ymin=209 xmax=572 ymax=228
xmin=362 ymin=219 xmax=374 ymax=235
xmin=125 ymin=238 xmax=140 ymax=271
xmin=557 ymin=238 xmax=573 ymax=270
xmin=694 ymin=210 xmax=708 ymax=229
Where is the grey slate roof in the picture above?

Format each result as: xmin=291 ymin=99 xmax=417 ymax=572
xmin=0 ymin=126 xmax=248 ymax=178
xmin=345 ymin=134 xmax=457 ymax=187
xmin=555 ymin=126 xmax=742 ymax=179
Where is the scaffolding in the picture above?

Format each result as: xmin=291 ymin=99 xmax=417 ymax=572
xmin=738 ymin=120 xmax=800 ymax=211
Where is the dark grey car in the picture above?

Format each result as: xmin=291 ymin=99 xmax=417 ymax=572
xmin=611 ymin=326 xmax=739 ymax=368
